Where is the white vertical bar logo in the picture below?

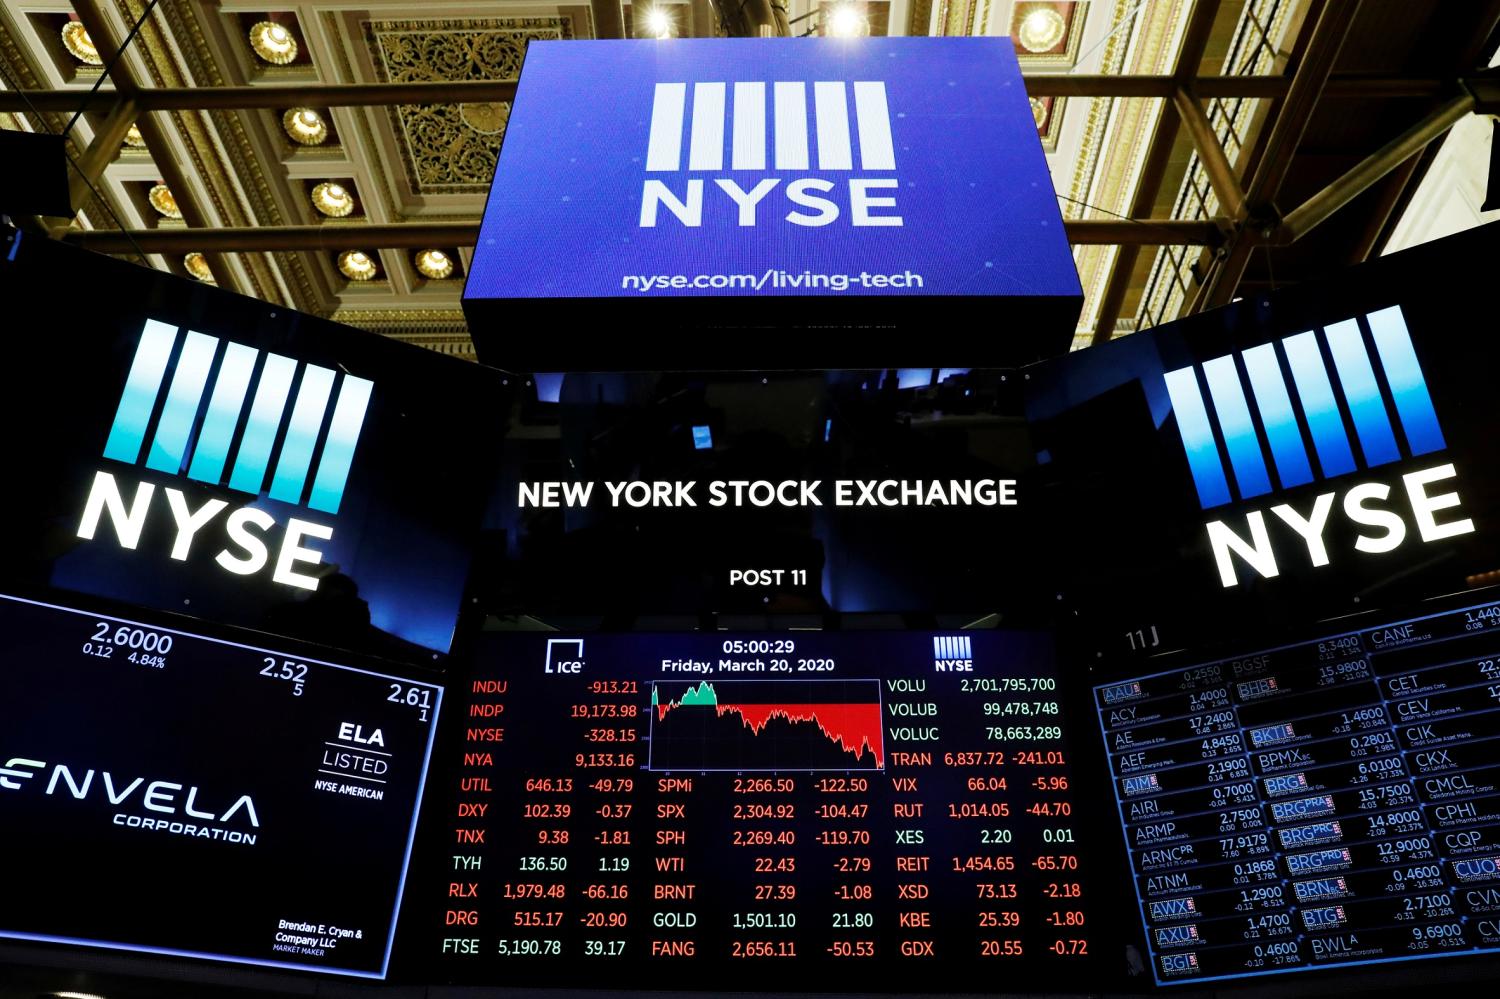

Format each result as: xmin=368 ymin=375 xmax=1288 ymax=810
xmin=732 ymin=82 xmax=767 ymax=170
xmin=853 ymin=82 xmax=895 ymax=170
xmin=646 ymin=83 xmax=687 ymax=171
xmin=688 ymin=82 xmax=726 ymax=171
xmin=774 ymin=82 xmax=809 ymax=170
xmin=813 ymin=82 xmax=852 ymax=170
xmin=648 ymin=79 xmax=896 ymax=173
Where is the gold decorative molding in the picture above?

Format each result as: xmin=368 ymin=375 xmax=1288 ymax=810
xmin=1012 ymin=1 xmax=1090 ymax=69
xmin=907 ymin=0 xmax=935 ymax=35
xmin=1064 ymin=0 xmax=1189 ymax=343
xmin=115 ymin=0 xmax=322 ymax=312
xmin=365 ymin=17 xmax=573 ymax=195
xmin=329 ymin=308 xmax=477 ymax=357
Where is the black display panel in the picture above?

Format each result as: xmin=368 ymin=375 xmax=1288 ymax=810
xmin=483 ymin=368 xmax=1045 ymax=621
xmin=1095 ymin=595 xmax=1500 ymax=986
xmin=0 ymin=228 xmax=505 ymax=659
xmin=0 ymin=590 xmax=441 ymax=978
xmin=415 ymin=630 xmax=1103 ymax=990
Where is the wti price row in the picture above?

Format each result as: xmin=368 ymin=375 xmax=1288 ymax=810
xmin=425 ymin=631 xmax=1098 ymax=990
xmin=1095 ymin=599 xmax=1500 ymax=986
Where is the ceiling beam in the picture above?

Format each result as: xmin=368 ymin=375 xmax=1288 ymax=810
xmin=590 ymin=0 xmax=627 ymax=39
xmin=1039 ymin=220 xmax=1221 ymax=243
xmin=1278 ymin=93 xmax=1475 ymax=242
xmin=70 ymin=0 xmax=236 ymax=290
xmin=0 ymin=75 xmax=1455 ymax=114
xmin=1171 ymin=85 xmax=1247 ymax=220
xmin=1089 ymin=0 xmax=1223 ymax=346
xmin=1027 ymin=74 xmax=1446 ymax=99
xmin=1189 ymin=0 xmax=1363 ymax=313
xmin=61 ymin=95 xmax=137 ymax=227
xmin=60 ymin=219 xmax=1224 ymax=254
xmin=0 ymin=81 xmax=519 ymax=114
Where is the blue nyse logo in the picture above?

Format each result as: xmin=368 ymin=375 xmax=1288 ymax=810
xmin=1161 ymin=306 xmax=1476 ymax=587
xmin=933 ymin=635 xmax=972 ymax=672
xmin=104 ymin=318 xmax=372 ymax=514
xmin=1164 ymin=305 xmax=1445 ymax=510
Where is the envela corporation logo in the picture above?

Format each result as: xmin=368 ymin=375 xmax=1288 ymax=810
xmin=74 ymin=318 xmax=374 ymax=591
xmin=1162 ymin=305 xmax=1476 ymax=587
xmin=1164 ymin=305 xmax=1444 ymax=510
xmin=639 ymin=81 xmax=902 ymax=227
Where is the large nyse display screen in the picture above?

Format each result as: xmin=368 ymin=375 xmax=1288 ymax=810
xmin=0 ymin=591 xmax=441 ymax=979
xmin=419 ymin=630 xmax=1099 ymax=990
xmin=1025 ymin=222 xmax=1500 ymax=653
xmin=1097 ymin=596 xmax=1500 ymax=986
xmin=0 ymin=232 xmax=503 ymax=660
xmin=461 ymin=38 xmax=1081 ymax=366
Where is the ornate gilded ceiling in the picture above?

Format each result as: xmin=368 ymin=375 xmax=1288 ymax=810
xmin=0 ymin=0 xmax=1303 ymax=357
xmin=366 ymin=17 xmax=574 ymax=195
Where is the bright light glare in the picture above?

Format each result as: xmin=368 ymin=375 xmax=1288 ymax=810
xmin=644 ymin=8 xmax=672 ymax=38
xmin=826 ymin=3 xmax=866 ymax=36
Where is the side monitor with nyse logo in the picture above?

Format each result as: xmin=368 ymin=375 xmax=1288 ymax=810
xmin=1024 ymin=221 xmax=1500 ymax=652
xmin=0 ymin=229 xmax=507 ymax=660
xmin=462 ymin=38 xmax=1082 ymax=369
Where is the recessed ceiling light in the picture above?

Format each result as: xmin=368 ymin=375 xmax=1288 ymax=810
xmin=60 ymin=22 xmax=102 ymax=65
xmin=644 ymin=8 xmax=672 ymax=39
xmin=311 ymin=181 xmax=355 ymax=218
xmin=1029 ymin=96 xmax=1047 ymax=128
xmin=249 ymin=20 xmax=298 ymax=65
xmin=338 ymin=250 xmax=378 ymax=281
xmin=183 ymin=252 xmax=214 ymax=283
xmin=147 ymin=183 xmax=182 ymax=220
xmin=54 ymin=992 xmax=108 ymax=999
xmin=415 ymin=249 xmax=455 ymax=280
xmin=825 ymin=4 xmax=868 ymax=37
xmin=282 ymin=108 xmax=328 ymax=145
xmin=1016 ymin=5 xmax=1066 ymax=53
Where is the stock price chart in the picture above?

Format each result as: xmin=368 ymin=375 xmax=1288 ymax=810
xmin=423 ymin=630 xmax=1096 ymax=990
xmin=0 ymin=591 xmax=441 ymax=979
xmin=1096 ymin=598 xmax=1500 ymax=985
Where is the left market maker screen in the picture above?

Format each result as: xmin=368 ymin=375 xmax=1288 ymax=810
xmin=0 ymin=591 xmax=442 ymax=979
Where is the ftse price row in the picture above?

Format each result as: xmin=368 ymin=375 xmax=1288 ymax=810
xmin=423 ymin=631 xmax=1098 ymax=991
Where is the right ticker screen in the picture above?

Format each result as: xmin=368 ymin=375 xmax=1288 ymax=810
xmin=1026 ymin=222 xmax=1500 ymax=987
xmin=1097 ymin=595 xmax=1500 ymax=985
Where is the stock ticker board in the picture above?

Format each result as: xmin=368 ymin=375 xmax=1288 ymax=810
xmin=421 ymin=631 xmax=1098 ymax=990
xmin=0 ymin=590 xmax=441 ymax=979
xmin=1096 ymin=597 xmax=1500 ymax=986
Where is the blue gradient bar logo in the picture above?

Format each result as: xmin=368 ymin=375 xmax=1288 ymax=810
xmin=1164 ymin=306 xmax=1445 ymax=509
xmin=933 ymin=635 xmax=973 ymax=671
xmin=102 ymin=319 xmax=373 ymax=515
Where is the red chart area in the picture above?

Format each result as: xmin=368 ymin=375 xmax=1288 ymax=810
xmin=650 ymin=681 xmax=885 ymax=771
